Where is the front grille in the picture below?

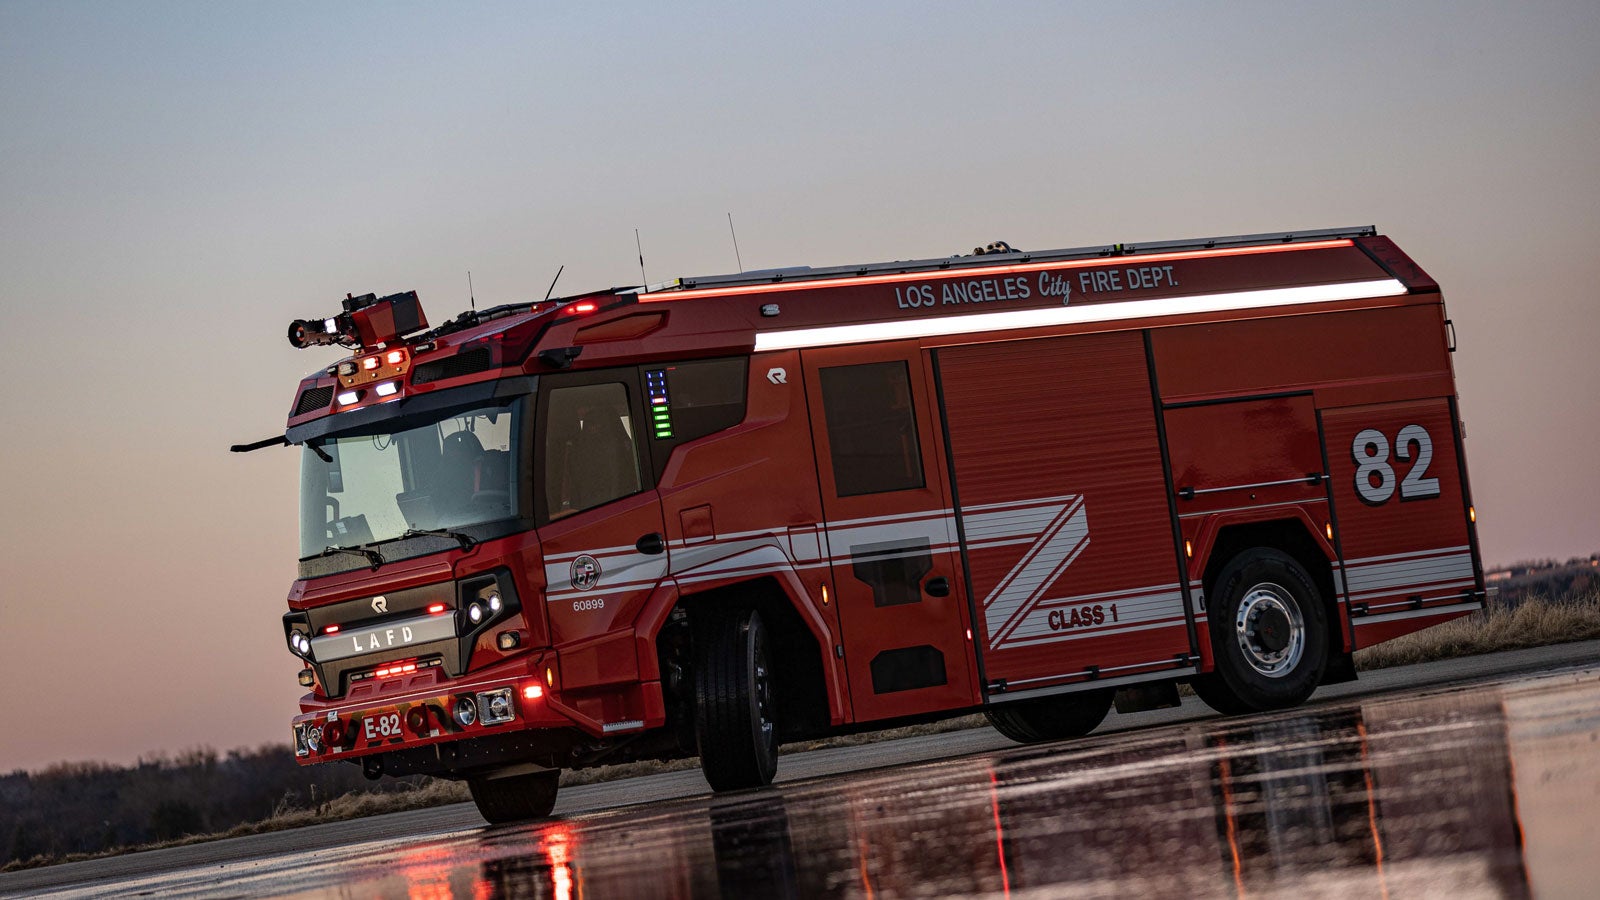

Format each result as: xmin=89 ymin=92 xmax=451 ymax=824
xmin=294 ymin=385 xmax=334 ymax=415
xmin=412 ymin=348 xmax=493 ymax=385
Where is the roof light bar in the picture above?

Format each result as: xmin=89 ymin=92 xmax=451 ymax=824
xmin=752 ymin=278 xmax=1407 ymax=352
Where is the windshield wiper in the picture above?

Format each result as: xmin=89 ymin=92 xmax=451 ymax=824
xmin=321 ymin=545 xmax=384 ymax=570
xmin=401 ymin=528 xmax=477 ymax=551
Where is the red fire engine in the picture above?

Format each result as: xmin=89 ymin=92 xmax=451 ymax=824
xmin=235 ymin=226 xmax=1482 ymax=823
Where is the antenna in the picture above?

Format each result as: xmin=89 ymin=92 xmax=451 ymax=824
xmin=467 ymin=270 xmax=476 ymax=312
xmin=542 ymin=264 xmax=565 ymax=301
xmin=727 ymin=212 xmax=744 ymax=273
xmin=634 ymin=228 xmax=648 ymax=285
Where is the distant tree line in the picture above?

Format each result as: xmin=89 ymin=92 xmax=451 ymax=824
xmin=1491 ymin=554 xmax=1600 ymax=603
xmin=1 ymin=744 xmax=424 ymax=868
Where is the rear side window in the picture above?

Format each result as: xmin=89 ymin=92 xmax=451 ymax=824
xmin=642 ymin=357 xmax=748 ymax=478
xmin=819 ymin=361 xmax=925 ymax=496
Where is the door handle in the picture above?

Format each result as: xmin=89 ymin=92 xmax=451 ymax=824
xmin=924 ymin=576 xmax=951 ymax=598
xmin=636 ymin=532 xmax=666 ymax=555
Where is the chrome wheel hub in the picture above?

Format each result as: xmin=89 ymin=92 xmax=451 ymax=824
xmin=1234 ymin=583 xmax=1305 ymax=678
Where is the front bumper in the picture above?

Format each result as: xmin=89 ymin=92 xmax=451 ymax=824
xmin=292 ymin=669 xmax=572 ymax=763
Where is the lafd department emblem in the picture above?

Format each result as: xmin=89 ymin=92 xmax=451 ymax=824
xmin=570 ymin=555 xmax=601 ymax=591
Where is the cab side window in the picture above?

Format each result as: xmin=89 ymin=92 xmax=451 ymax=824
xmin=542 ymin=381 xmax=643 ymax=520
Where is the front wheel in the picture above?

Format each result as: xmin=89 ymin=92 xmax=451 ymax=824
xmin=467 ymin=768 xmax=560 ymax=824
xmin=985 ymin=688 xmax=1114 ymax=743
xmin=1192 ymin=548 xmax=1328 ymax=715
xmin=694 ymin=608 xmax=779 ymax=791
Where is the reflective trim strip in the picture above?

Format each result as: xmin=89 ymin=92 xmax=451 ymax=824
xmin=1345 ymin=550 xmax=1475 ymax=598
xmin=753 ymin=279 xmax=1407 ymax=351
xmin=979 ymin=496 xmax=1089 ymax=644
xmin=999 ymin=584 xmax=1186 ymax=647
xmin=1000 ymin=615 xmax=1190 ymax=650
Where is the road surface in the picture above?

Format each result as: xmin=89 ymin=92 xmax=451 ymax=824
xmin=6 ymin=640 xmax=1599 ymax=898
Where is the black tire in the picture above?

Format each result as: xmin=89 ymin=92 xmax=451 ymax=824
xmin=1192 ymin=548 xmax=1329 ymax=715
xmin=695 ymin=608 xmax=779 ymax=791
xmin=985 ymin=688 xmax=1114 ymax=743
xmin=467 ymin=768 xmax=560 ymax=824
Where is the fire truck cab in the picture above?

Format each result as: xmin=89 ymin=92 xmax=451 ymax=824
xmin=239 ymin=226 xmax=1482 ymax=823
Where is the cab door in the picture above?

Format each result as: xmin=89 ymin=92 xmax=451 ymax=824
xmin=534 ymin=369 xmax=669 ymax=694
xmin=801 ymin=342 xmax=978 ymax=721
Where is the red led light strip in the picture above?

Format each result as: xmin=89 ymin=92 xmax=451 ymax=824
xmin=639 ymin=239 xmax=1355 ymax=302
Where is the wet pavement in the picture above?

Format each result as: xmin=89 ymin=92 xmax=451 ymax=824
xmin=20 ymin=664 xmax=1600 ymax=898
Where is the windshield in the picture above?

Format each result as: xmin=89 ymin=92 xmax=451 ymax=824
xmin=299 ymin=399 xmax=524 ymax=558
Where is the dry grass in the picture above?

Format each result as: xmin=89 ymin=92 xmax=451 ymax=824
xmin=13 ymin=592 xmax=1597 ymax=873
xmin=1354 ymin=591 xmax=1600 ymax=671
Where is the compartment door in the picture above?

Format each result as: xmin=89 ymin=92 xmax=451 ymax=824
xmin=802 ymin=342 xmax=978 ymax=721
xmin=1321 ymin=399 xmax=1481 ymax=642
xmin=936 ymin=332 xmax=1191 ymax=697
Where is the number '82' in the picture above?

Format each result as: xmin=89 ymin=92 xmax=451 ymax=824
xmin=1352 ymin=425 xmax=1442 ymax=505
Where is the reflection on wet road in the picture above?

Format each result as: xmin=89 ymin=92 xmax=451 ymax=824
xmin=62 ymin=669 xmax=1600 ymax=897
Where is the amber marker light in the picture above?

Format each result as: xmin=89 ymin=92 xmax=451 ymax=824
xmin=1325 ymin=522 xmax=1335 ymax=541
xmin=821 ymin=584 xmax=831 ymax=605
xmin=1469 ymin=506 xmax=1477 ymax=523
xmin=1184 ymin=540 xmax=1194 ymax=558
xmin=546 ymin=667 xmax=556 ymax=689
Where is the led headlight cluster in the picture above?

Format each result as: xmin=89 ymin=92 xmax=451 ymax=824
xmin=465 ymin=590 xmax=503 ymax=626
xmin=287 ymin=629 xmax=313 ymax=660
xmin=457 ymin=574 xmax=519 ymax=643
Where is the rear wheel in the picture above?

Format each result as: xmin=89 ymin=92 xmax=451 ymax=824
xmin=985 ymin=688 xmax=1114 ymax=743
xmin=695 ymin=608 xmax=779 ymax=791
xmin=1192 ymin=548 xmax=1328 ymax=714
xmin=467 ymin=768 xmax=560 ymax=824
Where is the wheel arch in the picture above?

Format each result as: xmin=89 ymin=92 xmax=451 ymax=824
xmin=634 ymin=546 xmax=846 ymax=738
xmin=1197 ymin=514 xmax=1351 ymax=664
xmin=676 ymin=576 xmax=836 ymax=740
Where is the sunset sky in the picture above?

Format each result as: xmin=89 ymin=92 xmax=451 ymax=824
xmin=2 ymin=1 xmax=1596 ymax=772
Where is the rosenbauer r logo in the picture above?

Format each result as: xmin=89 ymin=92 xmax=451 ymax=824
xmin=570 ymin=555 xmax=601 ymax=591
